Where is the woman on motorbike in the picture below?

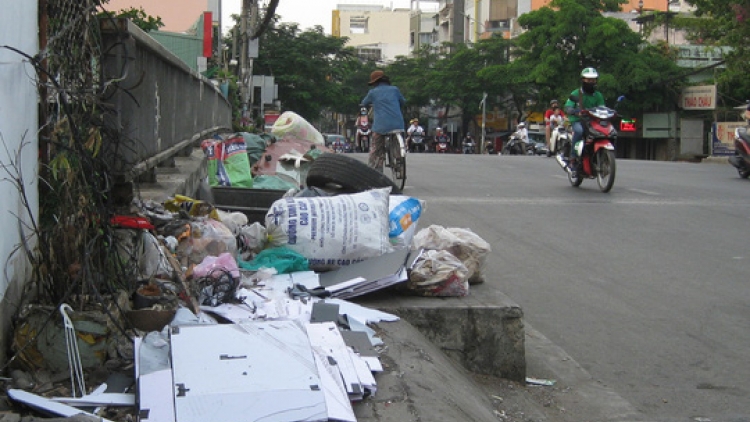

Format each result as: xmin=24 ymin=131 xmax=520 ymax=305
xmin=564 ymin=67 xmax=606 ymax=177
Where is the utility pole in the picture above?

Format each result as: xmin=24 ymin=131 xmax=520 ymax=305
xmin=239 ymin=0 xmax=260 ymax=126
xmin=480 ymin=92 xmax=487 ymax=154
xmin=239 ymin=0 xmax=250 ymax=125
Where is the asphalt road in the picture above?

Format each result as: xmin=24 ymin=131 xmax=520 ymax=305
xmin=359 ymin=151 xmax=749 ymax=422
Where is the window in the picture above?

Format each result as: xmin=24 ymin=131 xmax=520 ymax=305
xmin=350 ymin=15 xmax=368 ymax=34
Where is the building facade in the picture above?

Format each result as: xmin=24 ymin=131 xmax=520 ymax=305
xmin=333 ymin=5 xmax=412 ymax=63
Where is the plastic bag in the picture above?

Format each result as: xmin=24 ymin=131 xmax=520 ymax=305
xmin=192 ymin=252 xmax=240 ymax=279
xmin=177 ymin=217 xmax=238 ymax=266
xmin=237 ymin=247 xmax=309 ymax=274
xmin=412 ymin=225 xmax=491 ymax=284
xmin=388 ymin=196 xmax=425 ymax=249
xmin=407 ymin=249 xmax=469 ymax=297
xmin=270 ymin=111 xmax=325 ymax=145
xmin=201 ymin=136 xmax=254 ymax=188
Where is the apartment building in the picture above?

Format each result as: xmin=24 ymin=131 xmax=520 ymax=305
xmin=333 ymin=4 xmax=412 ymax=63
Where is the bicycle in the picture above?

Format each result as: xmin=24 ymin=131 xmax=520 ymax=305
xmin=384 ymin=129 xmax=407 ymax=191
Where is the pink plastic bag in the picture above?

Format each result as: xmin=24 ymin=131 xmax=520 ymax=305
xmin=192 ymin=252 xmax=240 ymax=279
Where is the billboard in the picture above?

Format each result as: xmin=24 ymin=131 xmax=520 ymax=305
xmin=680 ymin=85 xmax=716 ymax=110
xmin=711 ymin=122 xmax=744 ymax=156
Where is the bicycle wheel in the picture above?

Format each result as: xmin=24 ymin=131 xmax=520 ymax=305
xmin=388 ymin=134 xmax=406 ymax=191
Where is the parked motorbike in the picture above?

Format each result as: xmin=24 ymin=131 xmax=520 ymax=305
xmin=501 ymin=133 xmax=527 ymax=155
xmin=462 ymin=137 xmax=476 ymax=154
xmin=435 ymin=137 xmax=450 ymax=153
xmin=728 ymin=126 xmax=750 ymax=178
xmin=548 ymin=125 xmax=570 ymax=157
xmin=555 ymin=103 xmax=619 ymax=193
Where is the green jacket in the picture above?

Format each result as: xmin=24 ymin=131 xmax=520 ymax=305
xmin=564 ymin=88 xmax=605 ymax=123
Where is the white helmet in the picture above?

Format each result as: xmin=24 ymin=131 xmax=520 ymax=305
xmin=581 ymin=67 xmax=599 ymax=79
xmin=518 ymin=122 xmax=526 ymax=128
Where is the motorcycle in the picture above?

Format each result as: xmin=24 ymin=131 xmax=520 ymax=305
xmin=355 ymin=106 xmax=371 ymax=152
xmin=728 ymin=126 xmax=750 ymax=178
xmin=462 ymin=137 xmax=476 ymax=154
xmin=501 ymin=133 xmax=527 ymax=155
xmin=548 ymin=125 xmax=570 ymax=157
xmin=485 ymin=140 xmax=496 ymax=155
xmin=435 ymin=137 xmax=450 ymax=153
xmin=408 ymin=132 xmax=426 ymax=153
xmin=555 ymin=103 xmax=619 ymax=193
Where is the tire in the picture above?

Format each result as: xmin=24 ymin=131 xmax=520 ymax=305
xmin=306 ymin=153 xmax=401 ymax=194
xmin=739 ymin=168 xmax=750 ymax=179
xmin=594 ymin=149 xmax=616 ymax=192
xmin=388 ymin=135 xmax=406 ymax=192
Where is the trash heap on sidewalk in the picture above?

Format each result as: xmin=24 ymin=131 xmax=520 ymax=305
xmin=5 ymin=112 xmax=491 ymax=422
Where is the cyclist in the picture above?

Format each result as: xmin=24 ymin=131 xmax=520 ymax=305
xmin=361 ymin=70 xmax=406 ymax=172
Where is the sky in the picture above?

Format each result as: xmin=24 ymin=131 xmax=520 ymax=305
xmin=222 ymin=0 xmax=413 ymax=35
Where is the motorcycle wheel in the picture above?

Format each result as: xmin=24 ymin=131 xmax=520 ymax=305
xmin=594 ymin=149 xmax=616 ymax=192
xmin=738 ymin=167 xmax=750 ymax=179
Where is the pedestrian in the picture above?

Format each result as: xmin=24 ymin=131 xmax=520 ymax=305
xmin=361 ymin=70 xmax=406 ymax=172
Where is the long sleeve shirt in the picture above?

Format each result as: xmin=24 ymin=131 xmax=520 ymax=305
xmin=362 ymin=83 xmax=406 ymax=133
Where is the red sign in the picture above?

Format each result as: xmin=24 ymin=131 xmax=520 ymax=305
xmin=620 ymin=119 xmax=636 ymax=132
xmin=264 ymin=113 xmax=280 ymax=126
xmin=203 ymin=12 xmax=212 ymax=58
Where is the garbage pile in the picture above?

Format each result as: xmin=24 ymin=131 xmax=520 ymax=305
xmin=5 ymin=112 xmax=492 ymax=422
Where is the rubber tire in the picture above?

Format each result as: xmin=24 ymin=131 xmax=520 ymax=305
xmin=739 ymin=168 xmax=750 ymax=179
xmin=595 ymin=149 xmax=616 ymax=193
xmin=306 ymin=153 xmax=401 ymax=194
xmin=389 ymin=137 xmax=406 ymax=192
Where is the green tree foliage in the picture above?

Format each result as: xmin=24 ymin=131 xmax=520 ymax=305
xmin=99 ymin=7 xmax=164 ymax=32
xmin=681 ymin=0 xmax=750 ymax=101
xmin=253 ymin=22 xmax=364 ymax=121
xmin=481 ymin=0 xmax=685 ymax=119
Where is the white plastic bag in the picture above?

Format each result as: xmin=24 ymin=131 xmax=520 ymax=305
xmin=270 ymin=111 xmax=325 ymax=145
xmin=266 ymin=188 xmax=392 ymax=266
xmin=412 ymin=225 xmax=491 ymax=284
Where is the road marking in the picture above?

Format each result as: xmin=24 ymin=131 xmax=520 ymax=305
xmin=415 ymin=196 xmax=750 ymax=206
xmin=626 ymin=188 xmax=661 ymax=196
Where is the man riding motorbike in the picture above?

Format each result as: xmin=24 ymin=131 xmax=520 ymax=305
xmin=564 ymin=67 xmax=606 ymax=177
xmin=462 ymin=133 xmax=476 ymax=154
xmin=406 ymin=118 xmax=425 ymax=152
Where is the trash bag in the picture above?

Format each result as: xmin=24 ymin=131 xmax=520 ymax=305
xmin=411 ymin=225 xmax=491 ymax=284
xmin=407 ymin=249 xmax=469 ymax=297
xmin=237 ymin=246 xmax=309 ymax=274
xmin=252 ymin=175 xmax=299 ymax=191
xmin=270 ymin=111 xmax=325 ymax=145
xmin=201 ymin=135 xmax=254 ymax=188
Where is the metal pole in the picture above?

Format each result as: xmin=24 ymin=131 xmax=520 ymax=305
xmin=481 ymin=92 xmax=487 ymax=153
xmin=240 ymin=0 xmax=249 ymax=124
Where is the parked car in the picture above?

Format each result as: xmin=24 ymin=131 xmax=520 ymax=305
xmin=324 ymin=134 xmax=349 ymax=153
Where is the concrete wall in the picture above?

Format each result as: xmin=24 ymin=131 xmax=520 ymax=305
xmin=99 ymin=18 xmax=232 ymax=181
xmin=0 ymin=1 xmax=38 ymax=365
